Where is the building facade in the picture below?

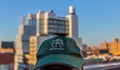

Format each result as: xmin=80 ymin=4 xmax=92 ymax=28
xmin=14 ymin=16 xmax=36 ymax=70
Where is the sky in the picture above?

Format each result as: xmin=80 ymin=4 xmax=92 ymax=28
xmin=0 ymin=0 xmax=120 ymax=46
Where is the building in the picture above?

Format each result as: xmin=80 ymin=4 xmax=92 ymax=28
xmin=100 ymin=41 xmax=108 ymax=50
xmin=99 ymin=41 xmax=109 ymax=54
xmin=85 ymin=45 xmax=100 ymax=59
xmin=0 ymin=48 xmax=14 ymax=70
xmin=14 ymin=16 xmax=36 ymax=70
xmin=27 ymin=36 xmax=48 ymax=65
xmin=99 ymin=38 xmax=120 ymax=56
xmin=82 ymin=44 xmax=88 ymax=52
xmin=109 ymin=38 xmax=120 ymax=55
xmin=14 ymin=6 xmax=83 ymax=70
xmin=82 ymin=44 xmax=88 ymax=57
xmin=0 ymin=41 xmax=14 ymax=49
xmin=27 ymin=6 xmax=82 ymax=66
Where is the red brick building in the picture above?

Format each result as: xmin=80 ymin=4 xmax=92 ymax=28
xmin=0 ymin=48 xmax=14 ymax=70
xmin=0 ymin=53 xmax=14 ymax=64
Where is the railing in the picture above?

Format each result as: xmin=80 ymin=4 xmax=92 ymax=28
xmin=84 ymin=62 xmax=120 ymax=70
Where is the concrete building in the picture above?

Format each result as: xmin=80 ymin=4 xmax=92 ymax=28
xmin=14 ymin=16 xmax=36 ymax=70
xmin=27 ymin=6 xmax=83 ymax=66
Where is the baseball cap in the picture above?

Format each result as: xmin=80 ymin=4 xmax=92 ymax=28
xmin=34 ymin=35 xmax=83 ymax=70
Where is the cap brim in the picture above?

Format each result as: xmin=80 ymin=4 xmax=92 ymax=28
xmin=34 ymin=54 xmax=83 ymax=70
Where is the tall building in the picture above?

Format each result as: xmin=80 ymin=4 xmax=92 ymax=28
xmin=14 ymin=16 xmax=36 ymax=70
xmin=31 ymin=6 xmax=78 ymax=37
xmin=27 ymin=6 xmax=82 ymax=66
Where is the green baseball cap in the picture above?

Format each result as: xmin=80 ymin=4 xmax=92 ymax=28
xmin=34 ymin=35 xmax=83 ymax=70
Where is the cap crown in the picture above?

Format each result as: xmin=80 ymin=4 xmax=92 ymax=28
xmin=37 ymin=36 xmax=81 ymax=59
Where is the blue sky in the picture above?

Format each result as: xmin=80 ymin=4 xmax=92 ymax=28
xmin=0 ymin=0 xmax=120 ymax=46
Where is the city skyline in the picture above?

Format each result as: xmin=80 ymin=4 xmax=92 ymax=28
xmin=1 ymin=0 xmax=120 ymax=46
xmin=14 ymin=6 xmax=81 ymax=70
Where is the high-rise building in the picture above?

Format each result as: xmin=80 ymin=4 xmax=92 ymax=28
xmin=27 ymin=6 xmax=82 ymax=66
xmin=25 ymin=6 xmax=78 ymax=38
xmin=14 ymin=16 xmax=36 ymax=70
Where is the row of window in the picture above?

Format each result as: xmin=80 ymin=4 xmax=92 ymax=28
xmin=48 ymin=29 xmax=68 ymax=33
xmin=48 ymin=19 xmax=67 ymax=24
xmin=48 ymin=26 xmax=65 ymax=29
